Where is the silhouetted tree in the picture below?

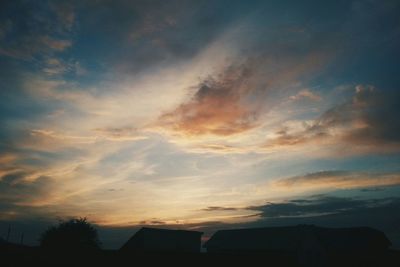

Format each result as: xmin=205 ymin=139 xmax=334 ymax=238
xmin=40 ymin=218 xmax=101 ymax=250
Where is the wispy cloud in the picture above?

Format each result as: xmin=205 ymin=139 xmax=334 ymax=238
xmin=290 ymin=89 xmax=321 ymax=102
xmin=201 ymin=206 xmax=239 ymax=212
xmin=94 ymin=127 xmax=147 ymax=142
xmin=40 ymin=36 xmax=72 ymax=51
xmin=274 ymin=171 xmax=400 ymax=191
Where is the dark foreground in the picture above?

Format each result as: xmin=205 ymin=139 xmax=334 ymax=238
xmin=1 ymin=246 xmax=400 ymax=267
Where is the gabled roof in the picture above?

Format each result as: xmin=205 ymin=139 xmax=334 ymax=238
xmin=204 ymin=225 xmax=391 ymax=251
xmin=120 ymin=227 xmax=203 ymax=250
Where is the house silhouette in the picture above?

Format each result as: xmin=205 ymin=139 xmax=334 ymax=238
xmin=204 ymin=225 xmax=391 ymax=266
xmin=120 ymin=227 xmax=203 ymax=253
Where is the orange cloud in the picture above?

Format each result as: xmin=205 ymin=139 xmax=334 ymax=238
xmin=156 ymin=47 xmax=330 ymax=139
xmin=158 ymin=65 xmax=259 ymax=136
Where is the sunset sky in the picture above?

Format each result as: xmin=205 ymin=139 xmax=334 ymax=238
xmin=1 ymin=0 xmax=400 ymax=248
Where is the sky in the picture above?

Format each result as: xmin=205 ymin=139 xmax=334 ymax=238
xmin=0 ymin=0 xmax=400 ymax=249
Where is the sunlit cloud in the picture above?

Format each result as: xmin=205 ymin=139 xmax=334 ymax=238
xmin=273 ymin=171 xmax=400 ymax=192
xmin=290 ymin=89 xmax=321 ymax=102
xmin=158 ymin=64 xmax=259 ymax=136
xmin=156 ymin=48 xmax=329 ymax=139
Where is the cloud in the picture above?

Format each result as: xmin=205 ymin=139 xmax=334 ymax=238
xmin=247 ymin=196 xmax=368 ymax=218
xmin=42 ymin=58 xmax=85 ymax=76
xmin=0 ymin=1 xmax=73 ymax=61
xmin=338 ymin=86 xmax=400 ymax=146
xmin=0 ymin=36 xmax=71 ymax=60
xmin=0 ymin=19 xmax=12 ymax=40
xmin=42 ymin=58 xmax=68 ymax=75
xmin=192 ymin=144 xmax=251 ymax=154
xmin=129 ymin=11 xmax=177 ymax=41
xmin=28 ymin=127 xmax=147 ymax=146
xmin=265 ymin=85 xmax=400 ymax=153
xmin=266 ymin=127 xmax=327 ymax=148
xmin=158 ymin=64 xmax=259 ymax=136
xmin=138 ymin=220 xmax=166 ymax=225
xmin=274 ymin=170 xmax=400 ymax=191
xmin=360 ymin=187 xmax=386 ymax=192
xmin=201 ymin=206 xmax=239 ymax=212
xmin=0 ymin=171 xmax=56 ymax=220
xmin=310 ymin=85 xmax=400 ymax=144
xmin=246 ymin=195 xmax=397 ymax=218
xmin=49 ymin=1 xmax=76 ymax=31
xmin=93 ymin=127 xmax=147 ymax=142
xmin=156 ymin=46 xmax=329 ymax=138
xmin=0 ymin=153 xmax=17 ymax=165
xmin=30 ymin=129 xmax=96 ymax=145
xmin=290 ymin=89 xmax=321 ymax=101
xmin=40 ymin=36 xmax=72 ymax=51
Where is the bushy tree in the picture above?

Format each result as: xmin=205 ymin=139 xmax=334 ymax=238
xmin=40 ymin=218 xmax=101 ymax=250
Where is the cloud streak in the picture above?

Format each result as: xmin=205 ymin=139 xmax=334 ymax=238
xmin=201 ymin=206 xmax=239 ymax=212
xmin=273 ymin=170 xmax=400 ymax=192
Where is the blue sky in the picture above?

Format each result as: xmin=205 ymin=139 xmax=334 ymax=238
xmin=0 ymin=0 xmax=400 ymax=248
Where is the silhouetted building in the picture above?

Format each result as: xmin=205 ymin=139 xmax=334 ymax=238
xmin=120 ymin=227 xmax=203 ymax=253
xmin=204 ymin=225 xmax=391 ymax=266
